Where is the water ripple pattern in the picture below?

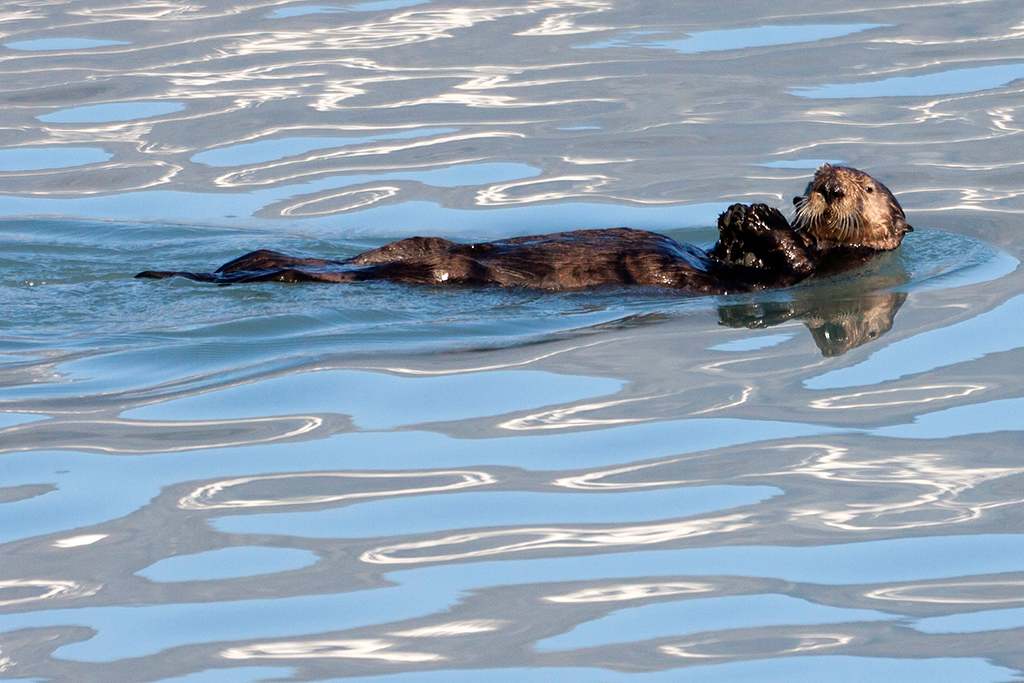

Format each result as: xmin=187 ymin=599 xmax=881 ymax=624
xmin=2 ymin=1 xmax=1024 ymax=682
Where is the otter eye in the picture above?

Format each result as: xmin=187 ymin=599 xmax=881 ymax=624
xmin=865 ymin=185 xmax=874 ymax=193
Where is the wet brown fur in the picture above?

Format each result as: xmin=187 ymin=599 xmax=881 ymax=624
xmin=793 ymin=164 xmax=912 ymax=251
xmin=138 ymin=165 xmax=912 ymax=294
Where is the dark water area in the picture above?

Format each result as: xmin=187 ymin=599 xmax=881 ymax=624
xmin=2 ymin=1 xmax=1024 ymax=682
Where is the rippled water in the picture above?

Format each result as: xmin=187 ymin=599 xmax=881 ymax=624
xmin=2 ymin=1 xmax=1024 ymax=681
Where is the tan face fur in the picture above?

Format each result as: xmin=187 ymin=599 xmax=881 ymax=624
xmin=792 ymin=164 xmax=912 ymax=251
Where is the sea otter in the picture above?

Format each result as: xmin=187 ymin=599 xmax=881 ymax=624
xmin=138 ymin=164 xmax=912 ymax=293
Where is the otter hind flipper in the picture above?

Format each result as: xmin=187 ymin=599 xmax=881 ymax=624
xmin=214 ymin=249 xmax=344 ymax=275
xmin=135 ymin=270 xmax=218 ymax=282
xmin=136 ymin=249 xmax=349 ymax=283
xmin=228 ymin=267 xmax=365 ymax=284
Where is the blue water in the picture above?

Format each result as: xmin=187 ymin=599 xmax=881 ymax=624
xmin=138 ymin=547 xmax=321 ymax=582
xmin=191 ymin=128 xmax=460 ymax=166
xmin=793 ymin=62 xmax=1024 ymax=98
xmin=756 ymin=158 xmax=846 ymax=169
xmin=0 ymin=147 xmax=113 ymax=171
xmin=807 ymin=292 xmax=1024 ymax=388
xmin=157 ymin=669 xmax=293 ymax=683
xmin=389 ymin=535 xmax=1024 ymax=589
xmin=267 ymin=0 xmax=429 ymax=17
xmin=332 ymin=660 xmax=1017 ymax=683
xmin=6 ymin=534 xmax=1024 ymax=662
xmin=534 ymin=594 xmax=895 ymax=651
xmin=4 ymin=38 xmax=130 ymax=51
xmin=709 ymin=332 xmax=796 ymax=351
xmin=576 ymin=24 xmax=888 ymax=53
xmin=212 ymin=486 xmax=782 ymax=538
xmin=36 ymin=102 xmax=186 ymax=123
xmin=124 ymin=369 xmax=622 ymax=426
xmin=3 ymin=1 xmax=1024 ymax=681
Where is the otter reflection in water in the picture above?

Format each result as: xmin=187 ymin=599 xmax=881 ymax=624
xmin=138 ymin=165 xmax=912 ymax=294
xmin=719 ymin=291 xmax=907 ymax=357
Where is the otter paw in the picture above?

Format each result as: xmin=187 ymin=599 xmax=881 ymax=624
xmin=710 ymin=203 xmax=815 ymax=279
xmin=712 ymin=204 xmax=783 ymax=269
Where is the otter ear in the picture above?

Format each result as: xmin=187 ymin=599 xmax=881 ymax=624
xmin=896 ymin=217 xmax=913 ymax=233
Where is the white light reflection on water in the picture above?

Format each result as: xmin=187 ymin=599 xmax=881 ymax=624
xmin=389 ymin=619 xmax=504 ymax=636
xmin=122 ymin=369 xmax=622 ymax=429
xmin=231 ymin=1 xmax=612 ymax=55
xmin=808 ymin=384 xmax=986 ymax=410
xmin=0 ymin=579 xmax=101 ymax=609
xmin=51 ymin=534 xmax=108 ymax=548
xmin=22 ymin=535 xmax=1024 ymax=664
xmin=0 ymin=416 xmax=829 ymax=543
xmin=191 ymin=128 xmax=459 ymax=166
xmin=774 ymin=444 xmax=1024 ymax=531
xmin=544 ymin=581 xmax=714 ymax=603
xmin=0 ymin=588 xmax=460 ymax=662
xmin=576 ymin=24 xmax=889 ymax=53
xmin=267 ymin=5 xmax=349 ymax=18
xmin=180 ymin=470 xmax=496 ymax=510
xmin=222 ymin=638 xmax=443 ymax=662
xmin=360 ymin=514 xmax=755 ymax=564
xmin=534 ymin=593 xmax=893 ymax=652
xmin=211 ymin=486 xmax=780 ymax=538
xmin=311 ymin=659 xmax=1018 ymax=682
xmin=267 ymin=0 xmax=430 ymax=18
xmin=210 ymin=136 xmax=535 ymax=188
xmin=0 ymin=190 xmax=729 ymax=234
xmin=867 ymin=580 xmax=1024 ymax=605
xmin=497 ymin=394 xmax=658 ymax=429
xmin=385 ymin=534 xmax=1024 ymax=595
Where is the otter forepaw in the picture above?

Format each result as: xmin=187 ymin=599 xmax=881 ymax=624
xmin=710 ymin=203 xmax=814 ymax=280
xmin=712 ymin=203 xmax=786 ymax=269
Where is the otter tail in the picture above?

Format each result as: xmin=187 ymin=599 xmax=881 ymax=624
xmin=136 ymin=270 xmax=218 ymax=282
xmin=136 ymin=267 xmax=370 ymax=284
xmin=136 ymin=249 xmax=361 ymax=284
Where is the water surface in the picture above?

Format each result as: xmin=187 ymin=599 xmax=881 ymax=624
xmin=2 ymin=1 xmax=1024 ymax=682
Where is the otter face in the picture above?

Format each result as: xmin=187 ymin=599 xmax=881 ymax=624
xmin=792 ymin=164 xmax=912 ymax=251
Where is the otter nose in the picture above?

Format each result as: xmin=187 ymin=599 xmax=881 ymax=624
xmin=818 ymin=176 xmax=846 ymax=202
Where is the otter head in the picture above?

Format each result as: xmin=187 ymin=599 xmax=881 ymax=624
xmin=792 ymin=164 xmax=912 ymax=251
